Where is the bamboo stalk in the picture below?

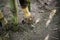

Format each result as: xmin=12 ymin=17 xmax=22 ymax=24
xmin=9 ymin=0 xmax=19 ymax=31
xmin=10 ymin=0 xmax=18 ymax=25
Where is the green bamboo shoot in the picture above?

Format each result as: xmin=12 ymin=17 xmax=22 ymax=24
xmin=10 ymin=0 xmax=18 ymax=25
xmin=9 ymin=0 xmax=19 ymax=31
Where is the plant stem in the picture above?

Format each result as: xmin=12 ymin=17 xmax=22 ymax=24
xmin=10 ymin=0 xmax=18 ymax=25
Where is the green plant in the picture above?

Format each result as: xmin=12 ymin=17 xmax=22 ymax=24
xmin=10 ymin=0 xmax=18 ymax=25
